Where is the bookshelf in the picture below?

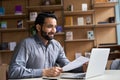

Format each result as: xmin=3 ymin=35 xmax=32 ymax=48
xmin=0 ymin=0 xmax=64 ymax=64
xmin=0 ymin=0 xmax=119 ymax=63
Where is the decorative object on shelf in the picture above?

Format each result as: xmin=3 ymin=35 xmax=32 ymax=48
xmin=67 ymin=4 xmax=73 ymax=11
xmin=15 ymin=5 xmax=22 ymax=15
xmin=65 ymin=16 xmax=73 ymax=25
xmin=56 ymin=26 xmax=63 ymax=33
xmin=66 ymin=31 xmax=73 ymax=40
xmin=87 ymin=30 xmax=94 ymax=39
xmin=42 ymin=0 xmax=51 ymax=5
xmin=17 ymin=20 xmax=23 ymax=28
xmin=0 ymin=7 xmax=5 ymax=15
xmin=82 ymin=3 xmax=88 ymax=11
xmin=1 ymin=21 xmax=7 ymax=29
xmin=108 ymin=17 xmax=115 ymax=23
xmin=77 ymin=17 xmax=84 ymax=25
xmin=8 ymin=42 xmax=16 ymax=51
xmin=75 ymin=51 xmax=82 ymax=59
xmin=85 ymin=52 xmax=91 ymax=58
xmin=108 ymin=0 xmax=118 ymax=2
xmin=55 ymin=0 xmax=61 ymax=4
xmin=0 ymin=42 xmax=8 ymax=50
xmin=86 ymin=16 xmax=92 ymax=24
xmin=30 ymin=12 xmax=38 ymax=21
xmin=98 ymin=21 xmax=108 ymax=24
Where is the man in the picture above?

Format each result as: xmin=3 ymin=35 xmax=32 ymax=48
xmin=110 ymin=59 xmax=120 ymax=70
xmin=8 ymin=12 xmax=86 ymax=79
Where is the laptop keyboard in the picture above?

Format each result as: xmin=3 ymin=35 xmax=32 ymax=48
xmin=61 ymin=73 xmax=86 ymax=79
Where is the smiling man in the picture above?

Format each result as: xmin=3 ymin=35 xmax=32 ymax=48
xmin=8 ymin=12 xmax=86 ymax=79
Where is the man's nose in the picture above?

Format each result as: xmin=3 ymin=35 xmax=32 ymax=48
xmin=52 ymin=27 xmax=56 ymax=32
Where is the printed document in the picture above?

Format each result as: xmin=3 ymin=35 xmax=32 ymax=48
xmin=62 ymin=56 xmax=89 ymax=71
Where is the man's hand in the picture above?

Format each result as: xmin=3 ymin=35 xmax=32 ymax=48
xmin=83 ymin=62 xmax=89 ymax=72
xmin=42 ymin=67 xmax=62 ymax=77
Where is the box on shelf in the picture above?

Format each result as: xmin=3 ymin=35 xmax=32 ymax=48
xmin=15 ymin=5 xmax=22 ymax=15
xmin=0 ymin=21 xmax=7 ymax=29
xmin=30 ymin=12 xmax=37 ymax=21
xmin=82 ymin=3 xmax=88 ymax=11
xmin=8 ymin=42 xmax=16 ymax=51
xmin=66 ymin=31 xmax=73 ymax=40
xmin=87 ymin=31 xmax=94 ymax=39
xmin=86 ymin=16 xmax=92 ymax=24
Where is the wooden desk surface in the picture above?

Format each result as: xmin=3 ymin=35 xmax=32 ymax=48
xmin=9 ymin=70 xmax=120 ymax=80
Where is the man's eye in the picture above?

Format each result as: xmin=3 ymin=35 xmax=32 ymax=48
xmin=47 ymin=25 xmax=52 ymax=28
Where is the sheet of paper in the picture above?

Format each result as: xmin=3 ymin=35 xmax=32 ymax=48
xmin=62 ymin=56 xmax=89 ymax=71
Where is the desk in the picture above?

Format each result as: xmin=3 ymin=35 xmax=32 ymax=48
xmin=9 ymin=70 xmax=120 ymax=80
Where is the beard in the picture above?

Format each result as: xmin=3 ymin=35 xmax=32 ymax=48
xmin=41 ymin=30 xmax=55 ymax=41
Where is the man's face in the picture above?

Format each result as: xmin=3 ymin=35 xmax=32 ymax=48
xmin=41 ymin=17 xmax=57 ymax=40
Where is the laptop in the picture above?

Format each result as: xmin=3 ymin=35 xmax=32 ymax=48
xmin=61 ymin=48 xmax=110 ymax=79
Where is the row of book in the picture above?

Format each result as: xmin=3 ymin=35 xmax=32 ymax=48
xmin=65 ymin=16 xmax=92 ymax=26
xmin=0 ymin=42 xmax=16 ymax=51
xmin=0 ymin=5 xmax=22 ymax=15
xmin=66 ymin=30 xmax=94 ymax=40
xmin=0 ymin=20 xmax=23 ymax=29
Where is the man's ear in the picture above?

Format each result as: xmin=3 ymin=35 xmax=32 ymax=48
xmin=36 ymin=24 xmax=41 ymax=32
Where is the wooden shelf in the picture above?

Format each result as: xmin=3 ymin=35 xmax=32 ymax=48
xmin=0 ymin=50 xmax=13 ymax=53
xmin=26 ymin=20 xmax=34 ymax=24
xmin=98 ymin=43 xmax=120 ymax=60
xmin=0 ymin=14 xmax=26 ymax=19
xmin=0 ymin=28 xmax=27 ymax=32
xmin=64 ymin=24 xmax=94 ymax=29
xmin=65 ymin=39 xmax=94 ymax=42
xmin=64 ymin=10 xmax=94 ymax=16
xmin=94 ymin=2 xmax=117 ymax=8
xmin=26 ymin=5 xmax=63 ymax=11
xmin=109 ymin=53 xmax=120 ymax=60
xmin=98 ymin=43 xmax=120 ymax=47
xmin=95 ymin=23 xmax=117 ymax=28
xmin=55 ymin=32 xmax=65 ymax=36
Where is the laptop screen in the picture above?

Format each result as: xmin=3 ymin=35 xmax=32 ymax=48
xmin=60 ymin=48 xmax=110 ymax=79
xmin=85 ymin=48 xmax=110 ymax=79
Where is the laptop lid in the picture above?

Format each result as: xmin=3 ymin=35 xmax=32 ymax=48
xmin=85 ymin=48 xmax=110 ymax=79
xmin=60 ymin=48 xmax=110 ymax=79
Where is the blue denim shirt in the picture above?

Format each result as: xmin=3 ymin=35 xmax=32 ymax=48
xmin=8 ymin=34 xmax=70 ymax=79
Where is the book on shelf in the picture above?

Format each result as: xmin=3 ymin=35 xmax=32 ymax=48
xmin=95 ymin=0 xmax=108 ymax=3
xmin=77 ymin=17 xmax=84 ymax=25
xmin=0 ymin=7 xmax=5 ymax=15
xmin=65 ymin=16 xmax=73 ymax=26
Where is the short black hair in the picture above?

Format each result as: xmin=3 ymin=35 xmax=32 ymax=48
xmin=35 ymin=12 xmax=57 ymax=26
xmin=31 ymin=12 xmax=57 ymax=34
